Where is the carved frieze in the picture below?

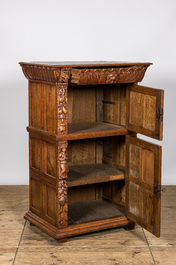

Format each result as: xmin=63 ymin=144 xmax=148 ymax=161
xmin=70 ymin=65 xmax=149 ymax=85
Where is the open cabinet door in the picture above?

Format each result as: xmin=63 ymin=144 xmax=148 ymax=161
xmin=126 ymin=135 xmax=162 ymax=237
xmin=126 ymin=84 xmax=164 ymax=140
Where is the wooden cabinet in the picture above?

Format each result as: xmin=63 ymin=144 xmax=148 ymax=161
xmin=19 ymin=61 xmax=164 ymax=242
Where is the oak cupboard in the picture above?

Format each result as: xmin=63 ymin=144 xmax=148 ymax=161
xmin=19 ymin=61 xmax=164 ymax=243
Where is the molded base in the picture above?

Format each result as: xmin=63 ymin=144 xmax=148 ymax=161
xmin=25 ymin=210 xmax=134 ymax=241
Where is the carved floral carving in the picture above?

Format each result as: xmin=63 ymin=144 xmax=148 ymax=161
xmin=71 ymin=65 xmax=149 ymax=85
xmin=58 ymin=141 xmax=68 ymax=227
xmin=58 ymin=141 xmax=68 ymax=206
xmin=57 ymin=84 xmax=68 ymax=135
xmin=57 ymin=68 xmax=71 ymax=83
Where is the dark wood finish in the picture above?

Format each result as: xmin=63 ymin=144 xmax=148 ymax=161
xmin=124 ymin=223 xmax=135 ymax=231
xmin=20 ymin=61 xmax=163 ymax=242
xmin=126 ymin=135 xmax=161 ymax=237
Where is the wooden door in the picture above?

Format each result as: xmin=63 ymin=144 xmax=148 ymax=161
xmin=126 ymin=135 xmax=162 ymax=237
xmin=126 ymin=84 xmax=164 ymax=140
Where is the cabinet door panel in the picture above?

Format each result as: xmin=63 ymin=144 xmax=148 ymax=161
xmin=126 ymin=84 xmax=164 ymax=140
xmin=126 ymin=135 xmax=161 ymax=237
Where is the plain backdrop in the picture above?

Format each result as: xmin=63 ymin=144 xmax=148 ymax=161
xmin=0 ymin=0 xmax=176 ymax=185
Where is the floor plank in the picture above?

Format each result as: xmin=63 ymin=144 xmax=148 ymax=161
xmin=0 ymin=186 xmax=28 ymax=247
xmin=21 ymin=222 xmax=146 ymax=247
xmin=14 ymin=246 xmax=154 ymax=265
xmin=150 ymin=247 xmax=176 ymax=264
xmin=0 ymin=247 xmax=17 ymax=265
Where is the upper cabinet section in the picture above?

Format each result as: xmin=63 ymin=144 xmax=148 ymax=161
xmin=19 ymin=61 xmax=151 ymax=85
xmin=126 ymin=84 xmax=164 ymax=140
xmin=20 ymin=61 xmax=164 ymax=141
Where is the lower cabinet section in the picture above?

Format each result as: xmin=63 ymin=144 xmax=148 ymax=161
xmin=27 ymin=132 xmax=162 ymax=241
xmin=28 ymin=174 xmax=128 ymax=241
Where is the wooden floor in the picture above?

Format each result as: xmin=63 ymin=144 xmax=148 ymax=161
xmin=0 ymin=186 xmax=176 ymax=265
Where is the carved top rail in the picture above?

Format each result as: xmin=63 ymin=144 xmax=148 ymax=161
xmin=19 ymin=62 xmax=151 ymax=85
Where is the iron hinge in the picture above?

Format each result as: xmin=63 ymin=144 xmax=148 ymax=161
xmin=154 ymin=185 xmax=166 ymax=198
xmin=156 ymin=108 xmax=163 ymax=122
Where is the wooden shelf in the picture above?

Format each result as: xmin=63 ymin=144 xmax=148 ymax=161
xmin=68 ymin=163 xmax=124 ymax=187
xmin=65 ymin=122 xmax=128 ymax=140
xmin=68 ymin=200 xmax=125 ymax=225
xmin=27 ymin=122 xmax=129 ymax=142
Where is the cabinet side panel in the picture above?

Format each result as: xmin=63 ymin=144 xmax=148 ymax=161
xmin=30 ymin=82 xmax=42 ymax=128
xmin=29 ymin=135 xmax=57 ymax=226
xmin=47 ymin=143 xmax=57 ymax=177
xmin=31 ymin=177 xmax=43 ymax=212
xmin=45 ymin=84 xmax=57 ymax=133
xmin=46 ymin=185 xmax=57 ymax=220
xmin=30 ymin=82 xmax=57 ymax=133
xmin=31 ymin=138 xmax=42 ymax=171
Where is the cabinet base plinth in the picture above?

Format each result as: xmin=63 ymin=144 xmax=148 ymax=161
xmin=57 ymin=238 xmax=67 ymax=243
xmin=124 ymin=223 xmax=135 ymax=231
xmin=24 ymin=210 xmax=134 ymax=241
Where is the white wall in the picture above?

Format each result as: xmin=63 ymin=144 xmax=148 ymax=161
xmin=0 ymin=0 xmax=176 ymax=184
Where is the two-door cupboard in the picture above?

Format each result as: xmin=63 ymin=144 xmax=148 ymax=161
xmin=20 ymin=61 xmax=164 ymax=242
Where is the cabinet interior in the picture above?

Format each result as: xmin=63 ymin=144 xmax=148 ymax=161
xmin=67 ymin=136 xmax=126 ymax=225
xmin=67 ymin=84 xmax=126 ymax=128
xmin=66 ymin=84 xmax=127 ymax=225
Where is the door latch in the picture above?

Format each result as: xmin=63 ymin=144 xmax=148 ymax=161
xmin=156 ymin=108 xmax=163 ymax=122
xmin=154 ymin=185 xmax=166 ymax=198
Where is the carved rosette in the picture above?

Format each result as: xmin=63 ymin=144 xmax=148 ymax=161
xmin=58 ymin=141 xmax=68 ymax=228
xmin=72 ymin=65 xmax=149 ymax=85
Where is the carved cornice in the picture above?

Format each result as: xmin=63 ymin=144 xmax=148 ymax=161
xmin=20 ymin=63 xmax=148 ymax=85
xmin=20 ymin=64 xmax=71 ymax=83
xmin=71 ymin=65 xmax=149 ymax=85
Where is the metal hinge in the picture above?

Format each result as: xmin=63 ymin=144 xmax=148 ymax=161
xmin=156 ymin=108 xmax=163 ymax=122
xmin=154 ymin=185 xmax=166 ymax=198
